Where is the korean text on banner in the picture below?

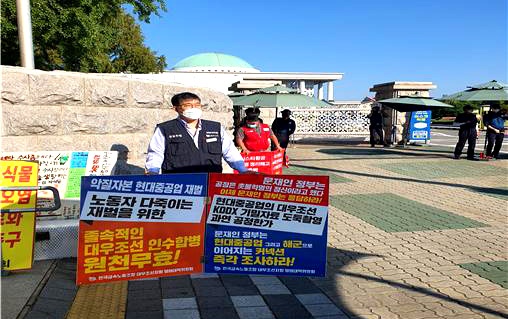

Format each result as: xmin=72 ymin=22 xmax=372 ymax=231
xmin=0 ymin=160 xmax=39 ymax=270
xmin=0 ymin=151 xmax=117 ymax=220
xmin=238 ymin=150 xmax=284 ymax=175
xmin=205 ymin=173 xmax=329 ymax=277
xmin=77 ymin=174 xmax=208 ymax=285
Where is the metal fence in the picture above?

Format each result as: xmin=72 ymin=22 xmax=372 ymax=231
xmin=291 ymin=105 xmax=371 ymax=137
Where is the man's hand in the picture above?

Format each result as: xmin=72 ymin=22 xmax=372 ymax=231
xmin=242 ymin=149 xmax=251 ymax=155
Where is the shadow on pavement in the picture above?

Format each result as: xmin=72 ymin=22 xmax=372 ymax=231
xmin=316 ymin=147 xmax=455 ymax=158
xmin=323 ymin=248 xmax=508 ymax=318
xmin=292 ymin=164 xmax=508 ymax=199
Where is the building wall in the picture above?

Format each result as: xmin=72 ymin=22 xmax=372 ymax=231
xmin=1 ymin=66 xmax=234 ymax=169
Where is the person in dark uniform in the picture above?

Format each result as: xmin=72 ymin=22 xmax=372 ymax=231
xmin=271 ymin=109 xmax=296 ymax=149
xmin=483 ymin=103 xmax=507 ymax=159
xmin=453 ymin=105 xmax=479 ymax=160
xmin=145 ymin=92 xmax=249 ymax=174
xmin=367 ymin=105 xmax=386 ymax=147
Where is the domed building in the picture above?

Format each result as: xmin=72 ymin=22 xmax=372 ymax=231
xmin=172 ymin=52 xmax=260 ymax=73
xmin=132 ymin=52 xmax=343 ymax=101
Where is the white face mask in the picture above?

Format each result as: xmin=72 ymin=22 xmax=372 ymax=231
xmin=182 ymin=108 xmax=202 ymax=120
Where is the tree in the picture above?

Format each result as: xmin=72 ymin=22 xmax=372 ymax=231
xmin=1 ymin=0 xmax=167 ymax=73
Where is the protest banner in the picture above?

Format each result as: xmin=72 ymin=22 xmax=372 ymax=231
xmin=1 ymin=151 xmax=117 ymax=219
xmin=0 ymin=160 xmax=39 ymax=270
xmin=77 ymin=174 xmax=207 ymax=284
xmin=205 ymin=173 xmax=329 ymax=276
xmin=238 ymin=150 xmax=284 ymax=174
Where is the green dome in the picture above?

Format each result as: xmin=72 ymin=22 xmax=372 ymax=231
xmin=172 ymin=52 xmax=258 ymax=71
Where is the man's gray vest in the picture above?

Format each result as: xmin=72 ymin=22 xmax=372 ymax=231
xmin=158 ymin=119 xmax=222 ymax=173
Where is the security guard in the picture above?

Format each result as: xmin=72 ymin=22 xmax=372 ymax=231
xmin=453 ymin=105 xmax=479 ymax=160
xmin=367 ymin=105 xmax=386 ymax=147
xmin=145 ymin=92 xmax=249 ymax=174
xmin=483 ymin=103 xmax=507 ymax=159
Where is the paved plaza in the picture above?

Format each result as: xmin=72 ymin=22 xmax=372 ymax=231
xmin=2 ymin=143 xmax=507 ymax=319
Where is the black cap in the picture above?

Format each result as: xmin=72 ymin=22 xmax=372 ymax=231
xmin=245 ymin=107 xmax=260 ymax=116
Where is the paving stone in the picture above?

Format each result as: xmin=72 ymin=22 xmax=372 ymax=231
xmin=197 ymin=296 xmax=234 ymax=309
xmin=278 ymin=276 xmax=322 ymax=294
xmin=263 ymin=294 xmax=304 ymax=307
xmin=24 ymin=310 xmax=58 ymax=319
xmin=221 ymin=274 xmax=255 ymax=286
xmin=127 ymin=298 xmax=162 ymax=312
xmin=128 ymin=288 xmax=162 ymax=300
xmin=267 ymin=305 xmax=313 ymax=319
xmin=331 ymin=193 xmax=487 ymax=232
xmin=295 ymin=293 xmax=333 ymax=305
xmin=225 ymin=285 xmax=260 ymax=296
xmin=231 ymin=295 xmax=267 ymax=307
xmin=376 ymin=161 xmax=508 ymax=180
xmin=235 ymin=306 xmax=275 ymax=319
xmin=200 ymin=307 xmax=239 ymax=319
xmin=43 ymin=278 xmax=79 ymax=291
xmin=304 ymin=303 xmax=345 ymax=316
xmin=459 ymin=261 xmax=508 ymax=289
xmin=163 ymin=297 xmax=198 ymax=310
xmin=128 ymin=279 xmax=160 ymax=290
xmin=191 ymin=278 xmax=223 ymax=287
xmin=194 ymin=285 xmax=228 ymax=297
xmin=31 ymin=297 xmax=72 ymax=318
xmin=38 ymin=286 xmax=76 ymax=302
xmin=249 ymin=276 xmax=283 ymax=285
xmin=126 ymin=310 xmax=164 ymax=319
xmin=163 ymin=309 xmax=201 ymax=319
xmin=255 ymin=284 xmax=291 ymax=295
xmin=161 ymin=276 xmax=193 ymax=289
xmin=162 ymin=287 xmax=195 ymax=298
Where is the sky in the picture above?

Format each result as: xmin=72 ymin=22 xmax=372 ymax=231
xmin=136 ymin=0 xmax=507 ymax=101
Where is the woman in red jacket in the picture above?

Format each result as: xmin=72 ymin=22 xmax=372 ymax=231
xmin=236 ymin=108 xmax=283 ymax=154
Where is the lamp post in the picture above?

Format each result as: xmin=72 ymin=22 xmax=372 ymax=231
xmin=16 ymin=0 xmax=35 ymax=69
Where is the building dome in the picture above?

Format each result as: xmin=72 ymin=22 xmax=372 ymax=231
xmin=172 ymin=52 xmax=259 ymax=73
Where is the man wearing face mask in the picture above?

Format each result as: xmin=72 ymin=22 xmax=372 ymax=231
xmin=483 ymin=103 xmax=507 ymax=160
xmin=235 ymin=108 xmax=283 ymax=154
xmin=145 ymin=92 xmax=249 ymax=174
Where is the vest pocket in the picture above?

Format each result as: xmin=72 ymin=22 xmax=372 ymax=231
xmin=207 ymin=141 xmax=222 ymax=154
xmin=170 ymin=140 xmax=189 ymax=156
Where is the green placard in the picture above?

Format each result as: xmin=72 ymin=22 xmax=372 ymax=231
xmin=65 ymin=168 xmax=86 ymax=198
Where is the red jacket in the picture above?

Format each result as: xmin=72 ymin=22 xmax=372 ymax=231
xmin=241 ymin=123 xmax=271 ymax=151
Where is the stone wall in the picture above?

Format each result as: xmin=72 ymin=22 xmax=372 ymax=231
xmin=1 ymin=66 xmax=234 ymax=169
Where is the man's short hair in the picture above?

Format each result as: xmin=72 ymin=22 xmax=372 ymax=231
xmin=171 ymin=92 xmax=201 ymax=106
xmin=463 ymin=105 xmax=474 ymax=111
xmin=490 ymin=103 xmax=501 ymax=110
xmin=282 ymin=109 xmax=291 ymax=115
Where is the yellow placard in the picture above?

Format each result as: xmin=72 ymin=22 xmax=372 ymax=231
xmin=1 ymin=212 xmax=36 ymax=270
xmin=0 ymin=161 xmax=38 ymax=210
xmin=1 ymin=160 xmax=38 ymax=270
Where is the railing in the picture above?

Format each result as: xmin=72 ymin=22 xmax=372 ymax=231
xmin=291 ymin=105 xmax=371 ymax=137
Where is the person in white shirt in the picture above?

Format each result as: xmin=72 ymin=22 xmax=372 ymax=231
xmin=145 ymin=92 xmax=249 ymax=174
